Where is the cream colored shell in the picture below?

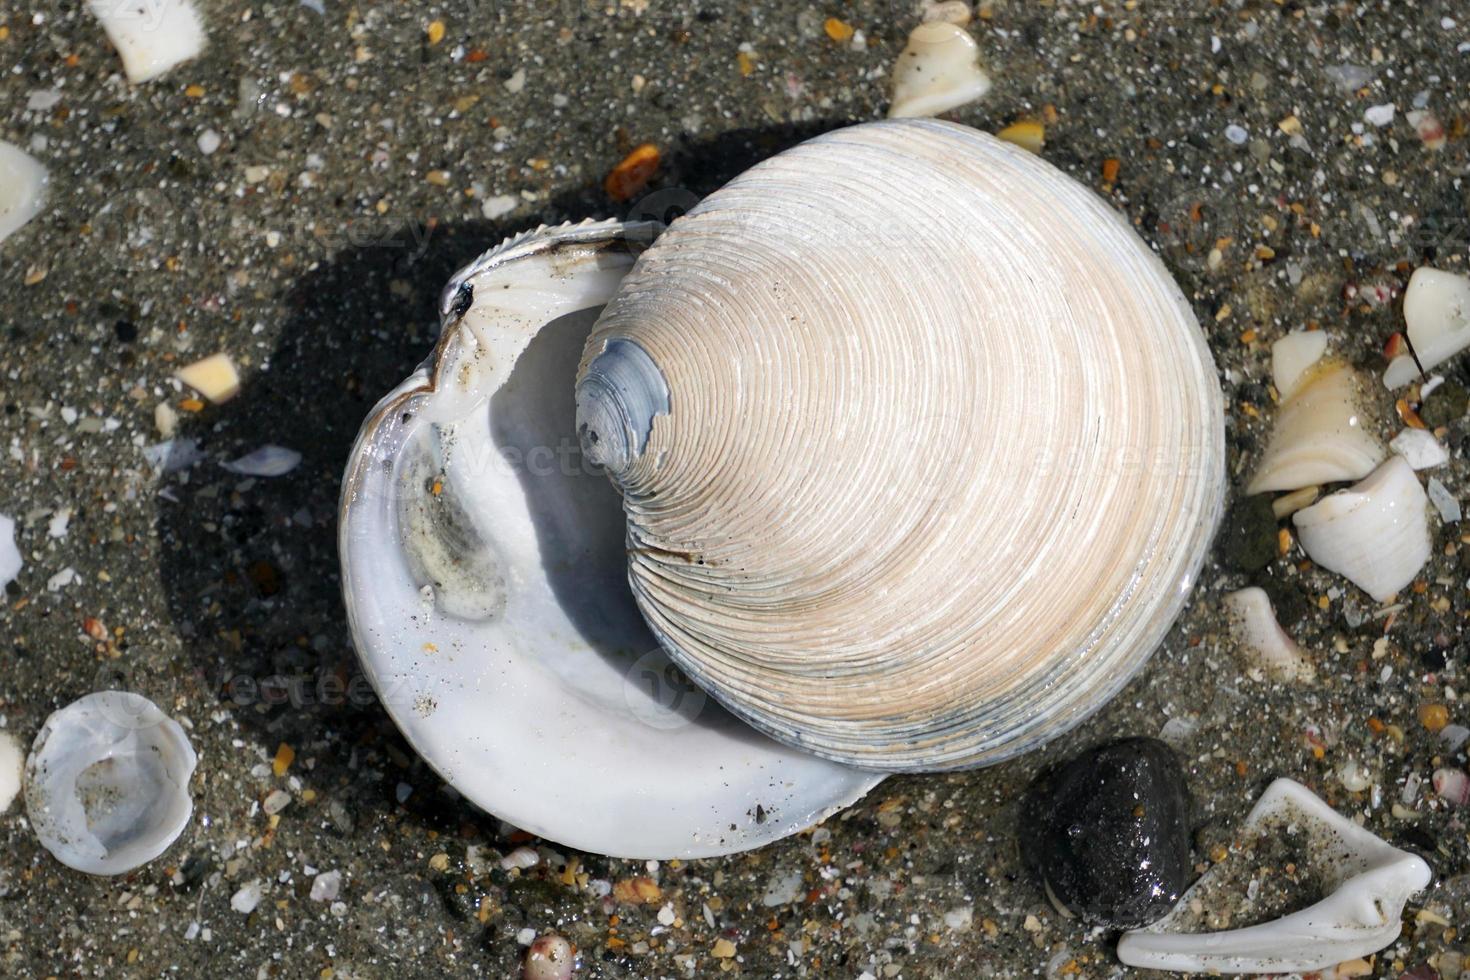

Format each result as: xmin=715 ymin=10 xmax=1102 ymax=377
xmin=576 ymin=120 xmax=1224 ymax=771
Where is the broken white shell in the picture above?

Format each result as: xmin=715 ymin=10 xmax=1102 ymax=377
xmin=341 ymin=220 xmax=882 ymax=859
xmin=1247 ymin=360 xmax=1384 ymax=495
xmin=24 ymin=692 xmax=197 ymax=875
xmin=0 ymin=733 xmax=21 ymax=813
xmin=575 ymin=120 xmax=1224 ymax=771
xmin=0 ymin=141 xmax=48 ymax=246
xmin=1270 ymin=330 xmax=1327 ymax=401
xmin=1389 ymin=427 xmax=1448 ymax=470
xmin=888 ymin=22 xmax=992 ymax=118
xmin=0 ymin=513 xmax=20 ymax=590
xmin=1118 ymin=778 xmax=1432 ymax=974
xmin=1385 ymin=268 xmax=1470 ymax=389
xmin=1293 ymin=455 xmax=1430 ymax=602
xmin=88 ymin=0 xmax=206 ymax=84
xmin=1222 ymin=588 xmax=1314 ymax=683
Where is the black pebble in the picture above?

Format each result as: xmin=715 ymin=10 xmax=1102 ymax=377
xmin=1020 ymin=737 xmax=1192 ymax=930
xmin=113 ymin=319 xmax=138 ymax=343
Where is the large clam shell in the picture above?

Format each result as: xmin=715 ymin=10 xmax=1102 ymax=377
xmin=576 ymin=119 xmax=1225 ymax=771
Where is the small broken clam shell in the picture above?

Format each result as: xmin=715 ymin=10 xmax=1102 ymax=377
xmin=24 ymin=692 xmax=197 ymax=875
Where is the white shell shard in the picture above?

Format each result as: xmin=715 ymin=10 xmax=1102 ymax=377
xmin=0 ymin=513 xmax=20 ymax=590
xmin=888 ymin=22 xmax=992 ymax=118
xmin=222 ymin=445 xmax=302 ymax=477
xmin=1384 ymin=268 xmax=1470 ymax=389
xmin=1270 ymin=330 xmax=1328 ymax=400
xmin=1427 ymin=476 xmax=1461 ymax=523
xmin=576 ymin=121 xmax=1225 ymax=771
xmin=1389 ymin=427 xmax=1448 ymax=470
xmin=1292 ymin=455 xmax=1430 ymax=602
xmin=1117 ymin=778 xmax=1432 ymax=974
xmin=88 ymin=0 xmax=206 ymax=84
xmin=0 ymin=141 xmax=48 ymax=246
xmin=1222 ymin=588 xmax=1315 ymax=683
xmin=23 ymin=692 xmax=197 ymax=875
xmin=341 ymin=219 xmax=881 ymax=859
xmin=0 ymin=733 xmax=22 ymax=813
xmin=1246 ymin=361 xmax=1385 ymax=495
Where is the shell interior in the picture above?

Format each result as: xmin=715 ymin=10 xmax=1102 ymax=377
xmin=340 ymin=220 xmax=881 ymax=859
xmin=24 ymin=691 xmax=197 ymax=875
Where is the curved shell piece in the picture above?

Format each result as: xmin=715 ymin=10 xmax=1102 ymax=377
xmin=1292 ymin=455 xmax=1430 ymax=602
xmin=1222 ymin=588 xmax=1315 ymax=683
xmin=1269 ymin=329 xmax=1327 ymax=400
xmin=341 ymin=219 xmax=881 ymax=859
xmin=576 ymin=120 xmax=1225 ymax=771
xmin=87 ymin=0 xmax=206 ymax=84
xmin=1118 ymin=778 xmax=1432 ymax=974
xmin=24 ymin=692 xmax=197 ymax=875
xmin=1246 ymin=360 xmax=1384 ymax=495
xmin=888 ymin=22 xmax=992 ymax=118
xmin=1384 ymin=267 xmax=1470 ymax=389
xmin=0 ymin=141 xmax=48 ymax=246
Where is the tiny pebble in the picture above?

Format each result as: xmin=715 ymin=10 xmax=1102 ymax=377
xmin=1224 ymin=124 xmax=1249 ymax=145
xmin=197 ymin=129 xmax=221 ymax=154
xmin=1364 ymin=103 xmax=1395 ymax=127
xmin=309 ymin=870 xmax=341 ymax=902
xmin=230 ymin=880 xmax=264 ymax=914
xmin=262 ymin=789 xmax=292 ymax=815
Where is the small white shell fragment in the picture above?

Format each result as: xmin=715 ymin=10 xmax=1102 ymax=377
xmin=0 ymin=513 xmax=20 ymax=590
xmin=1337 ymin=759 xmax=1372 ymax=793
xmin=230 ymin=879 xmax=264 ymax=913
xmin=1443 ymin=724 xmax=1470 ymax=752
xmin=154 ymin=402 xmax=179 ymax=438
xmin=0 ymin=733 xmax=22 ymax=813
xmin=921 ymin=0 xmax=972 ymax=26
xmin=0 ymin=141 xmax=48 ymax=246
xmin=1407 ymin=108 xmax=1447 ymax=150
xmin=1247 ymin=361 xmax=1384 ymax=494
xmin=481 ymin=194 xmax=519 ymax=220
xmin=1364 ymin=103 xmax=1396 ymax=127
xmin=87 ymin=0 xmax=206 ymax=84
xmin=1427 ymin=476 xmax=1461 ymax=523
xmin=1384 ymin=268 xmax=1470 ymax=389
xmin=501 ymin=846 xmax=540 ymax=870
xmin=1293 ymin=456 xmax=1430 ymax=602
xmin=143 ymin=438 xmax=204 ymax=473
xmin=1433 ymin=768 xmax=1469 ymax=807
xmin=1117 ymin=778 xmax=1432 ymax=974
xmin=222 ymin=445 xmax=302 ymax=477
xmin=24 ymin=692 xmax=198 ymax=875
xmin=1389 ymin=427 xmax=1449 ymax=470
xmin=1270 ymin=485 xmax=1319 ymax=520
xmin=175 ymin=352 xmax=240 ymax=403
xmin=524 ymin=934 xmax=575 ymax=980
xmin=888 ymin=22 xmax=992 ymax=118
xmin=1270 ymin=330 xmax=1327 ymax=400
xmin=1222 ymin=588 xmax=1315 ymax=683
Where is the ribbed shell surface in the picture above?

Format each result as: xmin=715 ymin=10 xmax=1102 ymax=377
xmin=577 ymin=119 xmax=1224 ymax=771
